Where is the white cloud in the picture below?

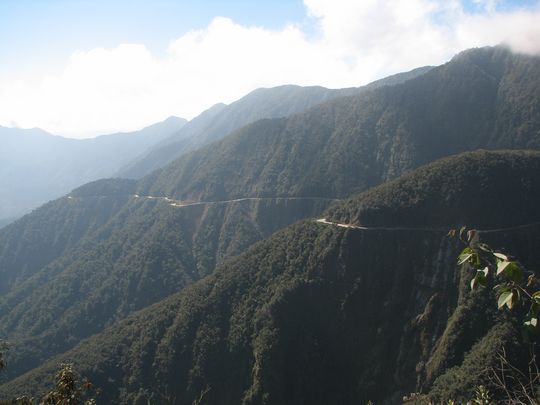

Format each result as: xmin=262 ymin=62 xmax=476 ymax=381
xmin=0 ymin=0 xmax=539 ymax=138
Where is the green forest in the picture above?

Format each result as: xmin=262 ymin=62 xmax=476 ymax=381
xmin=1 ymin=46 xmax=540 ymax=404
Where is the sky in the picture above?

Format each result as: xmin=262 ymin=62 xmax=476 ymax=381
xmin=0 ymin=0 xmax=539 ymax=138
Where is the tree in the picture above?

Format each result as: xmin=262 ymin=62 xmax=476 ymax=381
xmin=450 ymin=226 xmax=540 ymax=333
xmin=450 ymin=227 xmax=540 ymax=402
xmin=0 ymin=340 xmax=7 ymax=371
xmin=0 ymin=360 xmax=96 ymax=405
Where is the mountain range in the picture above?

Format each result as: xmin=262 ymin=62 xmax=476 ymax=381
xmin=0 ymin=45 xmax=539 ymax=403
xmin=0 ymin=117 xmax=186 ymax=225
xmin=0 ymin=65 xmax=431 ymax=227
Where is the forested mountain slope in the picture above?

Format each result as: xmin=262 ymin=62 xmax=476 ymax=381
xmin=0 ymin=117 xmax=185 ymax=223
xmin=3 ymin=150 xmax=539 ymax=404
xmin=0 ymin=178 xmax=136 ymax=295
xmin=0 ymin=46 xmax=539 ymax=394
xmin=139 ymin=46 xmax=540 ymax=201
xmin=119 ymin=67 xmax=432 ymax=179
xmin=326 ymin=149 xmax=540 ymax=229
xmin=0 ymin=180 xmax=334 ymax=380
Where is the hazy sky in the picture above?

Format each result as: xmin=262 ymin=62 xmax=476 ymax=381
xmin=1 ymin=0 xmax=539 ymax=138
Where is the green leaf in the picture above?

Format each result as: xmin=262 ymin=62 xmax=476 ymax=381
xmin=498 ymin=261 xmax=523 ymax=283
xmin=498 ymin=291 xmax=514 ymax=309
xmin=458 ymin=254 xmax=473 ymax=265
xmin=494 ymin=252 xmax=508 ymax=261
xmin=458 ymin=247 xmax=474 ymax=265
xmin=470 ymin=268 xmax=488 ymax=290
xmin=496 ymin=260 xmax=510 ymax=275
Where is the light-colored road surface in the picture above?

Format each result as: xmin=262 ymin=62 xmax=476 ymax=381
xmin=67 ymin=194 xmax=540 ymax=233
xmin=315 ymin=218 xmax=366 ymax=229
xmin=133 ymin=194 xmax=341 ymax=208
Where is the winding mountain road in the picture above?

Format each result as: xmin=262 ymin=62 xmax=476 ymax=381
xmin=67 ymin=194 xmax=540 ymax=233
xmin=132 ymin=194 xmax=341 ymax=208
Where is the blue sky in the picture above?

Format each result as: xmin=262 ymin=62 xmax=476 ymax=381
xmin=0 ymin=0 xmax=307 ymax=76
xmin=0 ymin=0 xmax=539 ymax=137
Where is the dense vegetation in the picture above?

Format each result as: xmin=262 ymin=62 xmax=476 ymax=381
xmin=0 ymin=189 xmax=333 ymax=380
xmin=1 ymin=46 xmax=540 ymax=402
xmin=139 ymin=47 xmax=540 ymax=202
xmin=118 ymin=67 xmax=432 ymax=179
xmin=2 ymin=150 xmax=539 ymax=403
xmin=327 ymin=150 xmax=540 ymax=229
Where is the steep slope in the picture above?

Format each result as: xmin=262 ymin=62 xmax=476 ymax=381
xmin=139 ymin=46 xmax=540 ymax=202
xmin=118 ymin=85 xmax=358 ymax=179
xmin=0 ymin=116 xmax=185 ymax=223
xmin=3 ymin=150 xmax=539 ymax=404
xmin=1 ymin=46 xmax=539 ymax=391
xmin=326 ymin=149 xmax=540 ymax=229
xmin=119 ymin=66 xmax=432 ymax=179
xmin=0 ymin=178 xmax=136 ymax=295
xmin=116 ymin=104 xmax=227 ymax=178
xmin=0 ymin=180 xmax=335 ymax=379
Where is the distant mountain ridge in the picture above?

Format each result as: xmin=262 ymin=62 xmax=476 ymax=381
xmin=139 ymin=46 xmax=540 ymax=202
xmin=1 ymin=46 xmax=539 ymax=401
xmin=0 ymin=116 xmax=186 ymax=223
xmin=118 ymin=66 xmax=433 ymax=179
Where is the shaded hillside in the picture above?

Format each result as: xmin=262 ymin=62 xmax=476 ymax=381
xmin=139 ymin=46 xmax=540 ymax=202
xmin=326 ymin=150 xmax=540 ymax=229
xmin=118 ymin=85 xmax=359 ymax=179
xmin=0 ymin=182 xmax=335 ymax=379
xmin=116 ymin=103 xmax=227 ymax=178
xmin=3 ymin=150 xmax=539 ymax=403
xmin=0 ymin=117 xmax=185 ymax=223
xmin=1 ymin=46 xmax=539 ymax=395
xmin=0 ymin=179 xmax=136 ymax=295
xmin=119 ymin=67 xmax=432 ymax=179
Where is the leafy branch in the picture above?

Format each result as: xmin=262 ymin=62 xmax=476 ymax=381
xmin=449 ymin=227 xmax=540 ymax=334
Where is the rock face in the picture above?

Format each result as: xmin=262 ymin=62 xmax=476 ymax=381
xmin=2 ymin=150 xmax=539 ymax=404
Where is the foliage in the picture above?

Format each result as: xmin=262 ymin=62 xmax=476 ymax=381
xmin=122 ymin=84 xmax=364 ymax=179
xmin=139 ymin=46 xmax=540 ymax=203
xmin=40 ymin=363 xmax=96 ymax=405
xmin=440 ymin=228 xmax=540 ymax=403
xmin=0 ymin=363 xmax=96 ymax=405
xmin=327 ymin=150 xmax=540 ymax=229
xmin=450 ymin=226 xmax=540 ymax=335
xmin=0 ymin=340 xmax=7 ymax=371
xmin=0 ymin=196 xmax=331 ymax=382
xmin=1 ymin=46 xmax=540 ymax=403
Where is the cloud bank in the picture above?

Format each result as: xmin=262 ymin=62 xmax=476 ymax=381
xmin=1 ymin=0 xmax=539 ymax=138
